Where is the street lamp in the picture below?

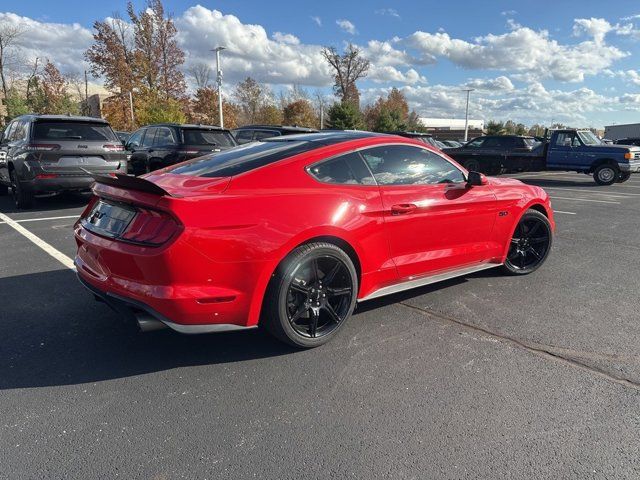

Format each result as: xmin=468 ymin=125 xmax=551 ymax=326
xmin=461 ymin=88 xmax=474 ymax=142
xmin=212 ymin=46 xmax=226 ymax=128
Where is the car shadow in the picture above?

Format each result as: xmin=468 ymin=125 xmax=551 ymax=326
xmin=514 ymin=178 xmax=600 ymax=188
xmin=0 ymin=269 xmax=294 ymax=390
xmin=0 ymin=191 xmax=91 ymax=214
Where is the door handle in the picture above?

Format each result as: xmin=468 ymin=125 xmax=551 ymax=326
xmin=391 ymin=203 xmax=417 ymax=215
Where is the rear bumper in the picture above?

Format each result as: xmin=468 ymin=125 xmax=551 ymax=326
xmin=76 ymin=271 xmax=256 ymax=334
xmin=21 ymin=175 xmax=96 ymax=193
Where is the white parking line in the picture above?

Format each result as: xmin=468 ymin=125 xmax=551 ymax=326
xmin=0 ymin=212 xmax=75 ymax=270
xmin=543 ymin=187 xmax=640 ymax=198
xmin=549 ymin=196 xmax=620 ymax=204
xmin=553 ymin=210 xmax=577 ymax=215
xmin=0 ymin=214 xmax=79 ymax=225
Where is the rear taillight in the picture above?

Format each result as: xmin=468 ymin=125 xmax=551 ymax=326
xmin=36 ymin=173 xmax=58 ymax=179
xmin=103 ymin=144 xmax=125 ymax=152
xmin=25 ymin=143 xmax=60 ymax=151
xmin=120 ymin=207 xmax=180 ymax=246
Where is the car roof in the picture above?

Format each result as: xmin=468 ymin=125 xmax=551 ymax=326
xmin=265 ymin=131 xmax=389 ymax=144
xmin=388 ymin=131 xmax=433 ymax=138
xmin=233 ymin=125 xmax=319 ymax=133
xmin=16 ymin=114 xmax=110 ymax=124
xmin=143 ymin=123 xmax=229 ymax=131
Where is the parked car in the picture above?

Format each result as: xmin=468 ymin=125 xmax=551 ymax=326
xmin=125 ymin=123 xmax=237 ymax=175
xmin=444 ymin=135 xmax=540 ymax=175
xmin=615 ymin=138 xmax=640 ymax=147
xmin=232 ymin=125 xmax=319 ymax=144
xmin=441 ymin=140 xmax=463 ymax=148
xmin=115 ymin=131 xmax=130 ymax=144
xmin=446 ymin=130 xmax=640 ymax=185
xmin=0 ymin=114 xmax=127 ymax=208
xmin=75 ymin=131 xmax=554 ymax=347
xmin=385 ymin=131 xmax=442 ymax=150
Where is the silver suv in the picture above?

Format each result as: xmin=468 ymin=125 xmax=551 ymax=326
xmin=0 ymin=115 xmax=127 ymax=208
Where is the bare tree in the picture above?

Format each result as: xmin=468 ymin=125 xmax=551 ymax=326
xmin=189 ymin=63 xmax=211 ymax=89
xmin=321 ymin=44 xmax=369 ymax=106
xmin=0 ymin=21 xmax=25 ymax=100
xmin=24 ymin=57 xmax=40 ymax=103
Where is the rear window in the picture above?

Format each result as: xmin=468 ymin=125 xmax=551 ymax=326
xmin=182 ymin=128 xmax=235 ymax=147
xmin=169 ymin=140 xmax=318 ymax=177
xmin=33 ymin=121 xmax=118 ymax=141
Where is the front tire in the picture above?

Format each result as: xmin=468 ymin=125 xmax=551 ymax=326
xmin=593 ymin=164 xmax=618 ymax=186
xmin=263 ymin=242 xmax=358 ymax=348
xmin=10 ymin=169 xmax=34 ymax=209
xmin=502 ymin=209 xmax=552 ymax=275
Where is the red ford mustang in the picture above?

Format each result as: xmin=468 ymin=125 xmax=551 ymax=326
xmin=74 ymin=132 xmax=554 ymax=347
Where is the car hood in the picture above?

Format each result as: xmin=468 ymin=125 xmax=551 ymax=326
xmin=583 ymin=144 xmax=640 ymax=153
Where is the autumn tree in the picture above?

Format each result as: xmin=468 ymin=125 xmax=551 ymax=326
xmin=282 ymin=99 xmax=316 ymax=128
xmin=364 ymin=88 xmax=411 ymax=132
xmin=190 ymin=87 xmax=239 ymax=128
xmin=234 ymin=77 xmax=281 ymax=125
xmin=321 ymin=44 xmax=370 ymax=108
xmin=27 ymin=61 xmax=78 ymax=115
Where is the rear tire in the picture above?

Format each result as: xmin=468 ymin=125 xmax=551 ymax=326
xmin=262 ymin=242 xmax=358 ymax=348
xmin=10 ymin=169 xmax=34 ymax=209
xmin=502 ymin=209 xmax=552 ymax=275
xmin=593 ymin=164 xmax=617 ymax=186
xmin=617 ymin=171 xmax=631 ymax=183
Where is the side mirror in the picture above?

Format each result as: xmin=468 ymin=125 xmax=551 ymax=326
xmin=467 ymin=171 xmax=488 ymax=186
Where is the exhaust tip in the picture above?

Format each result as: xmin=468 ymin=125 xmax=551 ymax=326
xmin=136 ymin=313 xmax=168 ymax=332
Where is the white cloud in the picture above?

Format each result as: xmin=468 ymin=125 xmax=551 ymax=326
xmin=464 ymin=76 xmax=515 ymax=91
xmin=336 ymin=19 xmax=357 ymax=35
xmin=310 ymin=16 xmax=322 ymax=27
xmin=272 ymin=32 xmax=300 ymax=45
xmin=406 ymin=21 xmax=628 ymax=82
xmin=573 ymin=17 xmax=613 ymax=44
xmin=501 ymin=10 xmax=517 ymax=16
xmin=375 ymin=8 xmax=400 ymax=19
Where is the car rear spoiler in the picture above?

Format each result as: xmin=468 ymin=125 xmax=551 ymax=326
xmin=88 ymin=172 xmax=175 ymax=197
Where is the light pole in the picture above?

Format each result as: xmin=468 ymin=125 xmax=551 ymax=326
xmin=212 ymin=46 xmax=226 ymax=128
xmin=461 ymin=89 xmax=474 ymax=142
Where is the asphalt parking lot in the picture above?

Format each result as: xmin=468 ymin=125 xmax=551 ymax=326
xmin=2 ymin=172 xmax=640 ymax=479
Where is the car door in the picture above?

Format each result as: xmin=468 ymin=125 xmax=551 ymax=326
xmin=547 ymin=132 xmax=577 ymax=169
xmin=149 ymin=126 xmax=177 ymax=170
xmin=360 ymin=144 xmax=499 ymax=279
xmin=130 ymin=127 xmax=156 ymax=175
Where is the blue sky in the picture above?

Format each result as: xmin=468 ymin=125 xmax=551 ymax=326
xmin=2 ymin=0 xmax=640 ymax=127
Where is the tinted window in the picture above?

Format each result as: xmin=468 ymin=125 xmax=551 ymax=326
xmin=482 ymin=137 xmax=506 ymax=148
xmin=169 ymin=140 xmax=319 ymax=177
xmin=361 ymin=145 xmax=465 ymax=185
xmin=154 ymin=127 xmax=177 ymax=146
xmin=2 ymin=122 xmax=15 ymax=142
xmin=308 ymin=152 xmax=375 ymax=185
xmin=13 ymin=121 xmax=28 ymax=141
xmin=466 ymin=138 xmax=484 ymax=148
xmin=32 ymin=121 xmax=117 ymax=141
xmin=142 ymin=127 xmax=157 ymax=147
xmin=127 ymin=129 xmax=144 ymax=148
xmin=234 ymin=130 xmax=253 ymax=144
xmin=182 ymin=128 xmax=235 ymax=147
xmin=253 ymin=130 xmax=280 ymax=141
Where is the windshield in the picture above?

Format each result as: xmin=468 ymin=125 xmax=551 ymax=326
xmin=577 ymin=131 xmax=601 ymax=146
xmin=182 ymin=129 xmax=236 ymax=147
xmin=33 ymin=121 xmax=118 ymax=141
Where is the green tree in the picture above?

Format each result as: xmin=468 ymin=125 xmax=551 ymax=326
xmin=4 ymin=87 xmax=29 ymax=119
xmin=327 ymin=102 xmax=363 ymax=130
xmin=485 ymin=120 xmax=505 ymax=135
xmin=282 ymin=99 xmax=316 ymax=127
xmin=136 ymin=90 xmax=185 ymax=125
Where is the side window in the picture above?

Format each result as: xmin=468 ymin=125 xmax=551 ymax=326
xmin=308 ymin=152 xmax=375 ymax=185
xmin=2 ymin=122 xmax=15 ymax=143
xmin=361 ymin=145 xmax=465 ymax=186
xmin=466 ymin=137 xmax=484 ymax=148
xmin=154 ymin=127 xmax=176 ymax=146
xmin=234 ymin=130 xmax=253 ymax=144
xmin=254 ymin=130 xmax=279 ymax=141
xmin=554 ymin=133 xmax=575 ymax=147
xmin=482 ymin=137 xmax=502 ymax=148
xmin=12 ymin=121 xmax=28 ymax=141
xmin=142 ymin=127 xmax=157 ymax=148
xmin=127 ymin=129 xmax=144 ymax=148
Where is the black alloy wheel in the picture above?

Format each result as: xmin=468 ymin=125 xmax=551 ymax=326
xmin=264 ymin=242 xmax=357 ymax=347
xmin=502 ymin=209 xmax=552 ymax=275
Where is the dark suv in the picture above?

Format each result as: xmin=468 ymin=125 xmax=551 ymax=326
xmin=125 ymin=123 xmax=237 ymax=175
xmin=0 ymin=114 xmax=127 ymax=208
xmin=232 ymin=125 xmax=318 ymax=144
xmin=615 ymin=138 xmax=640 ymax=147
